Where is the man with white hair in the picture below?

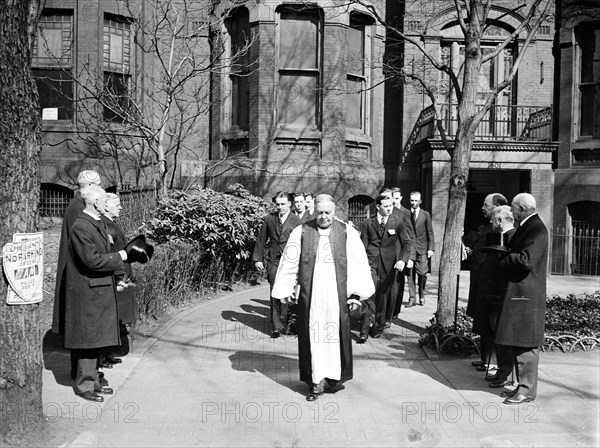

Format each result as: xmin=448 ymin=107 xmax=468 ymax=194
xmin=52 ymin=170 xmax=103 ymax=379
xmin=272 ymin=194 xmax=375 ymax=401
xmin=495 ymin=193 xmax=548 ymax=404
xmin=65 ymin=185 xmax=128 ymax=402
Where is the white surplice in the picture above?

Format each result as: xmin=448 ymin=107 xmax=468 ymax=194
xmin=272 ymin=221 xmax=375 ymax=384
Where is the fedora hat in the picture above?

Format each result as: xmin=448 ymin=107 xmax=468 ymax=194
xmin=481 ymin=232 xmax=510 ymax=253
xmin=124 ymin=235 xmax=154 ymax=264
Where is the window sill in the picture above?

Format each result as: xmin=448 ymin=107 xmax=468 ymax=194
xmin=274 ymin=128 xmax=322 ymax=142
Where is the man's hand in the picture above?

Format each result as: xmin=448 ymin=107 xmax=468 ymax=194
xmin=394 ymin=260 xmax=406 ymax=271
xmin=255 ymin=261 xmax=265 ymax=272
xmin=427 ymin=250 xmax=434 ymax=259
xmin=464 ymin=246 xmax=473 ymax=256
xmin=280 ymin=296 xmax=294 ymax=304
xmin=406 ymin=259 xmax=414 ymax=269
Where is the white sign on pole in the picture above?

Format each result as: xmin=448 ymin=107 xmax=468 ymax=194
xmin=3 ymin=233 xmax=44 ymax=305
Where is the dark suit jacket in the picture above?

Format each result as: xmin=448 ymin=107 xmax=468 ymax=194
xmin=466 ymin=224 xmax=492 ymax=318
xmin=65 ymin=213 xmax=125 ymax=349
xmin=411 ymin=208 xmax=434 ymax=255
xmin=496 ymin=214 xmax=548 ymax=347
xmin=103 ymin=215 xmax=137 ymax=324
xmin=393 ymin=206 xmax=416 ymax=260
xmin=360 ymin=214 xmax=412 ymax=279
xmin=252 ymin=212 xmax=302 ymax=284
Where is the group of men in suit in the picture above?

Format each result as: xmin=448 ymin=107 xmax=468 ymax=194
xmin=465 ymin=192 xmax=548 ymax=405
xmin=253 ymin=187 xmax=436 ymax=343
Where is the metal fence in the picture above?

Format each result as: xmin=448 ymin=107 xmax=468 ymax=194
xmin=551 ymin=227 xmax=600 ymax=276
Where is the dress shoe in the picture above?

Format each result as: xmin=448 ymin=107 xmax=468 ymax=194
xmin=503 ymin=393 xmax=533 ymax=405
xmin=98 ymin=372 xmax=105 ymax=380
xmin=95 ymin=387 xmax=113 ymax=395
xmin=489 ymin=379 xmax=510 ymax=388
xmin=485 ymin=373 xmax=500 ymax=382
xmin=271 ymin=330 xmax=280 ymax=339
xmin=471 ymin=360 xmax=485 ymax=367
xmin=501 ymin=388 xmax=519 ymax=398
xmin=418 ymin=298 xmax=425 ymax=306
xmin=370 ymin=332 xmax=382 ymax=339
xmin=79 ymin=391 xmax=104 ymax=402
xmin=306 ymin=393 xmax=320 ymax=402
xmin=98 ymin=360 xmax=113 ymax=369
xmin=384 ymin=321 xmax=391 ymax=329
xmin=405 ymin=300 xmax=416 ymax=308
xmin=105 ymin=355 xmax=122 ymax=364
xmin=357 ymin=333 xmax=368 ymax=344
xmin=476 ymin=364 xmax=488 ymax=372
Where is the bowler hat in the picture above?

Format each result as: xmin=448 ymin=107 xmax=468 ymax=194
xmin=124 ymin=235 xmax=154 ymax=264
xmin=481 ymin=232 xmax=510 ymax=253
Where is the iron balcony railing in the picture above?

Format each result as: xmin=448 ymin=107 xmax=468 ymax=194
xmin=402 ymin=103 xmax=553 ymax=160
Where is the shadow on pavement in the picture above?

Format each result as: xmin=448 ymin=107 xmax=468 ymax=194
xmin=221 ymin=298 xmax=272 ymax=336
xmin=229 ymin=351 xmax=306 ymax=396
xmin=42 ymin=330 xmax=72 ymax=388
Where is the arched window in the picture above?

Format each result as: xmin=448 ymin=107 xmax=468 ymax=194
xmin=39 ymin=183 xmax=73 ymax=217
xmin=348 ymin=194 xmax=374 ymax=225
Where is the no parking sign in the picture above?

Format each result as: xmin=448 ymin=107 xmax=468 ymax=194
xmin=2 ymin=232 xmax=44 ymax=304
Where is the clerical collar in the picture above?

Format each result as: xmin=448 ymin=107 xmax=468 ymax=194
xmin=83 ymin=209 xmax=101 ymax=221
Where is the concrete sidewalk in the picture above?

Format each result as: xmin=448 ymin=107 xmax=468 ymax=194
xmin=41 ymin=275 xmax=599 ymax=447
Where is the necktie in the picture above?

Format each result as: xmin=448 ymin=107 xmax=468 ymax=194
xmin=381 ymin=217 xmax=387 ymax=229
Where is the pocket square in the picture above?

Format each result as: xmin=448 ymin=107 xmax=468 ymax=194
xmin=388 ymin=229 xmax=396 ymax=235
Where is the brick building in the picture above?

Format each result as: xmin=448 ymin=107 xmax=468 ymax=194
xmin=551 ymin=1 xmax=600 ymax=274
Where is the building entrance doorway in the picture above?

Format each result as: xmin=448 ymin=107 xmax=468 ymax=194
xmin=464 ymin=169 xmax=530 ymax=233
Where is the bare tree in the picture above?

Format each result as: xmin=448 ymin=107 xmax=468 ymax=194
xmin=0 ymin=0 xmax=46 ymax=442
xmin=349 ymin=0 xmax=553 ymax=326
xmin=37 ymin=0 xmax=262 ymax=196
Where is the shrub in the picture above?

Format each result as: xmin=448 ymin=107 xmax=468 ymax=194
xmin=134 ymin=184 xmax=273 ymax=321
xmin=545 ymin=291 xmax=600 ymax=338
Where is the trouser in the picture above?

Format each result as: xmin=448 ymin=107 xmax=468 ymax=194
xmin=408 ymin=254 xmax=430 ymax=302
xmin=496 ymin=345 xmax=539 ymax=399
xmin=374 ymin=269 xmax=396 ymax=332
xmin=391 ymin=269 xmax=407 ymax=318
xmin=267 ymin=261 xmax=288 ymax=333
xmin=71 ymin=348 xmax=102 ymax=395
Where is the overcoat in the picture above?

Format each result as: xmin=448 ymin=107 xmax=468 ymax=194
xmin=103 ymin=216 xmax=137 ymax=324
xmin=411 ymin=209 xmax=435 ymax=255
xmin=52 ymin=192 xmax=85 ymax=334
xmin=495 ymin=214 xmax=548 ymax=347
xmin=252 ymin=212 xmax=302 ymax=285
xmin=472 ymin=228 xmax=515 ymax=335
xmin=64 ymin=213 xmax=125 ymax=349
xmin=296 ymin=220 xmax=352 ymax=383
xmin=466 ymin=224 xmax=492 ymax=318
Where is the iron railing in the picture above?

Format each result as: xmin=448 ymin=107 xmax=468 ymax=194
xmin=551 ymin=227 xmax=600 ymax=276
xmin=402 ymin=103 xmax=553 ymax=159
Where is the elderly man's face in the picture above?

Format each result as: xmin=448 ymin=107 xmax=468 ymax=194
xmin=105 ymin=198 xmax=122 ymax=219
xmin=482 ymin=195 xmax=496 ymax=220
xmin=316 ymin=201 xmax=335 ymax=229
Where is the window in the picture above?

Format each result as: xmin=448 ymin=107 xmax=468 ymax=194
xmin=32 ymin=11 xmax=73 ymax=121
xmin=577 ymin=23 xmax=600 ymax=139
xmin=226 ymin=8 xmax=250 ymax=131
xmin=277 ymin=8 xmax=322 ymax=130
xmin=346 ymin=15 xmax=371 ymax=131
xmin=103 ymin=14 xmax=133 ymax=123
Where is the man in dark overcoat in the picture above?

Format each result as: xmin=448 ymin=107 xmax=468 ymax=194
xmin=465 ymin=192 xmax=508 ymax=368
xmin=65 ymin=185 xmax=127 ymax=402
xmin=52 ymin=170 xmax=102 ymax=335
xmin=360 ymin=194 xmax=412 ymax=340
xmin=406 ymin=191 xmax=435 ymax=307
xmin=496 ymin=193 xmax=548 ymax=404
xmin=271 ymin=195 xmax=374 ymax=401
xmin=102 ymin=193 xmax=137 ymax=361
xmin=253 ymin=191 xmax=302 ymax=337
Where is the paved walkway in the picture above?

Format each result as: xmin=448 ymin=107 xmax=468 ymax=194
xmin=42 ymin=274 xmax=599 ymax=447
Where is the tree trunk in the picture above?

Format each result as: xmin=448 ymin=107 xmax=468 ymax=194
xmin=437 ymin=1 xmax=484 ymax=327
xmin=0 ymin=0 xmax=44 ymax=440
